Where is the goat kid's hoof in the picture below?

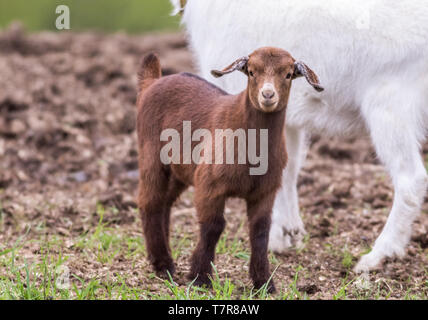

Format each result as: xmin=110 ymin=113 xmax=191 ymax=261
xmin=154 ymin=263 xmax=176 ymax=279
xmin=266 ymin=282 xmax=276 ymax=294
xmin=254 ymin=280 xmax=276 ymax=294
xmin=188 ymin=273 xmax=212 ymax=288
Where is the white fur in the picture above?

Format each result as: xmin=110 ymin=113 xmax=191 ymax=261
xmin=173 ymin=0 xmax=428 ymax=272
xmin=169 ymin=0 xmax=183 ymax=16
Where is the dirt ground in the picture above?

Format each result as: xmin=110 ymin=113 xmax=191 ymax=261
xmin=0 ymin=24 xmax=426 ymax=299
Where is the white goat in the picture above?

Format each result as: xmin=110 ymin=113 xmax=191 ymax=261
xmin=170 ymin=0 xmax=428 ymax=272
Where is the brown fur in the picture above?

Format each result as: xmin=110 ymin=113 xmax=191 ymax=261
xmin=135 ymin=47 xmax=320 ymax=292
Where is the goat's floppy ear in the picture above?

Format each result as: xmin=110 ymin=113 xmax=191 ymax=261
xmin=294 ymin=61 xmax=324 ymax=92
xmin=211 ymin=56 xmax=249 ymax=78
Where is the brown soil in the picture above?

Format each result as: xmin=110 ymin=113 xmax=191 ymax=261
xmin=0 ymin=24 xmax=426 ymax=299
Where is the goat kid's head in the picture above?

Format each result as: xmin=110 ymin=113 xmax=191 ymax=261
xmin=212 ymin=47 xmax=324 ymax=113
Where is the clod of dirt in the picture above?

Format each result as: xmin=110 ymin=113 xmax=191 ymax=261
xmin=298 ymin=283 xmax=319 ymax=295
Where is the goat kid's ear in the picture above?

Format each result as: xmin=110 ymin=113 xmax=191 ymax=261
xmin=211 ymin=56 xmax=249 ymax=78
xmin=293 ymin=61 xmax=324 ymax=92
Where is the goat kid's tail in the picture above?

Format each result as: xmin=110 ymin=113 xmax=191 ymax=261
xmin=138 ymin=53 xmax=161 ymax=95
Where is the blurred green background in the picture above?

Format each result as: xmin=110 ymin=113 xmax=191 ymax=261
xmin=0 ymin=0 xmax=179 ymax=33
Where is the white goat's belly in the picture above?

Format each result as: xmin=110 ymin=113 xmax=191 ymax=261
xmin=286 ymin=96 xmax=366 ymax=137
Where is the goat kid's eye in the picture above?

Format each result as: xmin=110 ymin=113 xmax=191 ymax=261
xmin=286 ymin=73 xmax=292 ymax=79
xmin=249 ymin=71 xmax=254 ymax=77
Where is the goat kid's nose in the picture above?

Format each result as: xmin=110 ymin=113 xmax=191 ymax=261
xmin=262 ymin=89 xmax=275 ymax=99
xmin=261 ymin=83 xmax=276 ymax=100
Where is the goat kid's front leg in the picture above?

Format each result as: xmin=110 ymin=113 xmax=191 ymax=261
xmin=188 ymin=194 xmax=226 ymax=287
xmin=247 ymin=194 xmax=277 ymax=293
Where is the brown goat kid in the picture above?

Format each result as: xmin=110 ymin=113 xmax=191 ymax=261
xmin=136 ymin=47 xmax=323 ymax=292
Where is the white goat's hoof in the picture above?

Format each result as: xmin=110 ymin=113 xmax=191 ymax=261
xmin=354 ymin=234 xmax=408 ymax=273
xmin=354 ymin=252 xmax=382 ymax=273
xmin=269 ymin=224 xmax=306 ymax=253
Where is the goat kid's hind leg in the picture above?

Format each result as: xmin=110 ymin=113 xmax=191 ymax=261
xmin=355 ymin=89 xmax=428 ymax=272
xmin=188 ymin=192 xmax=226 ymax=287
xmin=139 ymin=169 xmax=175 ymax=278
xmin=269 ymin=126 xmax=307 ymax=253
xmin=248 ymin=194 xmax=277 ymax=293
xmin=163 ymin=177 xmax=186 ymax=240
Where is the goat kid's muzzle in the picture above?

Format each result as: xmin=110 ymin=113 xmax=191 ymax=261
xmin=259 ymin=83 xmax=279 ymax=112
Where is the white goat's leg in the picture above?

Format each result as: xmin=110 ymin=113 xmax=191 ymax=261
xmin=269 ymin=126 xmax=307 ymax=252
xmin=355 ymin=96 xmax=428 ymax=272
